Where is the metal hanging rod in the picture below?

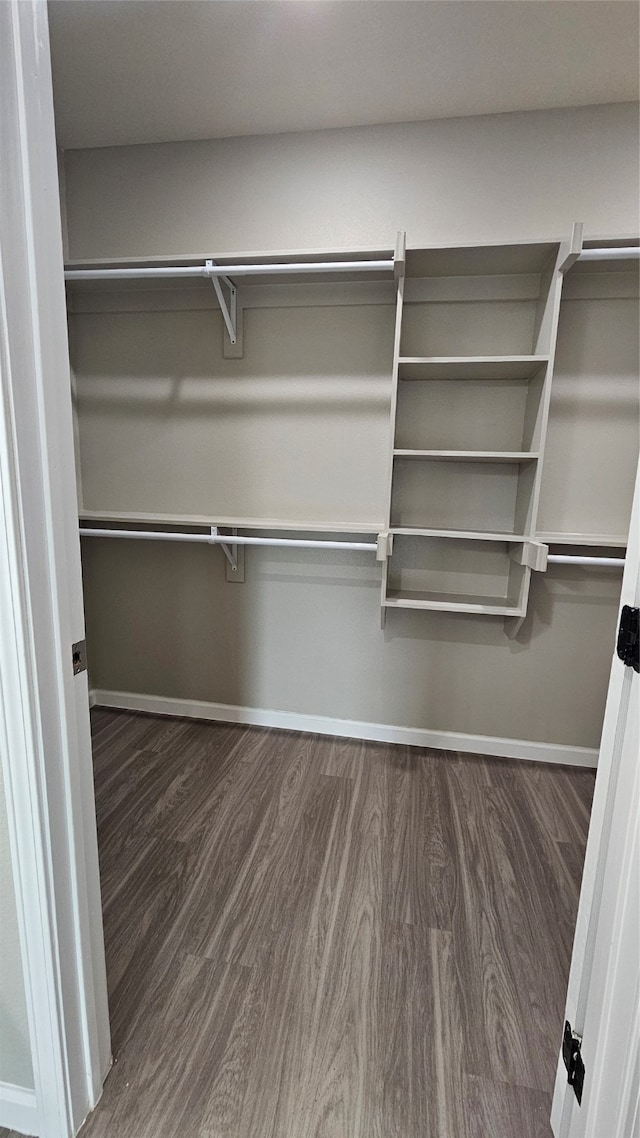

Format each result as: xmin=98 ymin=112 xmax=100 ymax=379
xmin=64 ymin=259 xmax=395 ymax=282
xmin=577 ymin=247 xmax=639 ymax=262
xmin=79 ymin=526 xmax=378 ymax=553
xmin=547 ymin=555 xmax=625 ymax=568
xmin=64 ymin=259 xmax=394 ymax=345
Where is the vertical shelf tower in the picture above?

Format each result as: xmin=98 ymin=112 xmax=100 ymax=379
xmin=381 ymin=227 xmax=579 ymax=619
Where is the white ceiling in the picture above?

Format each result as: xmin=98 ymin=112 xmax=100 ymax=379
xmin=48 ymin=0 xmax=639 ymax=151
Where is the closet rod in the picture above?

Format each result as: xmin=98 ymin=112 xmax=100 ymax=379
xmin=547 ymin=555 xmax=625 ymax=568
xmin=64 ymin=259 xmax=395 ymax=282
xmin=79 ymin=527 xmax=378 ymax=553
xmin=577 ymin=247 xmax=639 ymax=262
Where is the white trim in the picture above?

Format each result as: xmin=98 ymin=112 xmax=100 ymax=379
xmin=0 ymin=1082 xmax=39 ymax=1135
xmin=91 ymin=689 xmax=598 ymax=769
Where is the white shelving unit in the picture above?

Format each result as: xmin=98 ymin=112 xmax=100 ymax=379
xmin=381 ymin=231 xmax=577 ymax=618
xmin=66 ymin=227 xmax=635 ymax=623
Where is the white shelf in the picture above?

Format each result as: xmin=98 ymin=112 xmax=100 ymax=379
xmin=398 ymin=356 xmax=549 ymax=381
xmin=536 ymin=532 xmax=628 ymax=548
xmin=571 ymin=239 xmax=640 ymax=276
xmin=393 ymin=450 xmax=539 ymax=464
xmin=405 ymin=242 xmax=559 ymax=279
xmin=384 ymin=590 xmax=523 ymax=616
xmin=390 ymin=527 xmax=529 ymax=542
xmin=79 ymin=510 xmax=382 ymax=534
xmin=65 ymin=246 xmax=396 ymax=289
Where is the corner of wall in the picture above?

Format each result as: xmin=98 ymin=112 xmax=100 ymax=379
xmin=57 ymin=145 xmax=70 ymax=261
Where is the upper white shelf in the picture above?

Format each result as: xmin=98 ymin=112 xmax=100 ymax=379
xmin=78 ymin=509 xmax=383 ymax=534
xmin=397 ymin=356 xmax=549 ymax=381
xmin=570 ymin=238 xmax=640 ymax=276
xmin=405 ymin=241 xmax=559 ymax=279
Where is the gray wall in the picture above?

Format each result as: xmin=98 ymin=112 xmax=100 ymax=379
xmin=64 ymin=102 xmax=639 ymax=260
xmin=0 ymin=765 xmax=33 ymax=1088
xmin=67 ymin=102 xmax=639 ymax=752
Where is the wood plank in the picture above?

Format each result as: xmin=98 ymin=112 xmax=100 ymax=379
xmin=102 ymin=834 xmax=202 ymax=1049
xmin=446 ymin=754 xmax=540 ymax=1087
xmin=235 ymin=773 xmax=355 ymax=1138
xmin=464 ymin=1075 xmax=553 ymax=1138
xmin=289 ymin=745 xmax=387 ymax=1138
xmin=385 ymin=748 xmax=455 ymax=928
xmin=431 ymin=927 xmax=469 ymax=1138
xmin=378 ymin=922 xmax=436 ymax=1138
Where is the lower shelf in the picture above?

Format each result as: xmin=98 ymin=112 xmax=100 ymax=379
xmin=384 ymin=590 xmax=523 ymax=615
xmin=384 ymin=535 xmax=530 ymax=616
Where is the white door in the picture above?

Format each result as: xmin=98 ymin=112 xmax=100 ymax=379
xmin=0 ymin=1 xmax=110 ymax=1134
xmin=551 ymin=461 xmax=640 ymax=1137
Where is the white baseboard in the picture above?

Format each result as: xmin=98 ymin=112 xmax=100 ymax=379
xmin=88 ymin=688 xmax=97 ymax=708
xmin=0 ymin=1082 xmax=38 ymax=1135
xmin=91 ymin=689 xmax=598 ymax=768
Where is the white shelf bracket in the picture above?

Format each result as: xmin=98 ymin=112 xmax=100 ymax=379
xmin=559 ymin=221 xmax=584 ymax=274
xmin=510 ymin=541 xmax=549 ymax=572
xmin=210 ymin=526 xmax=238 ymax=572
xmin=376 ymin=531 xmax=394 ymax=562
xmin=205 ymin=260 xmax=237 ymax=345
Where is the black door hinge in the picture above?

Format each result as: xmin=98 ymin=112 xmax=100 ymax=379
xmin=617 ymin=606 xmax=639 ymax=673
xmin=562 ymin=1021 xmax=585 ymax=1105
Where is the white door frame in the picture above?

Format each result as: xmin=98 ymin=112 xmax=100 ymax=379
xmin=0 ymin=2 xmax=110 ymax=1136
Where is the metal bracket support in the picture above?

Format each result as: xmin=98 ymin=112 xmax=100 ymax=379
xmin=210 ymin=526 xmax=238 ymax=572
xmin=205 ymin=260 xmax=237 ymax=344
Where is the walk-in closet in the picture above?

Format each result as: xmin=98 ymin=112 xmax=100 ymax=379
xmin=1 ymin=4 xmax=638 ymax=1138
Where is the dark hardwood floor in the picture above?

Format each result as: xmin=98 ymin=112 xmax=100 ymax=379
xmin=4 ymin=710 xmax=595 ymax=1138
